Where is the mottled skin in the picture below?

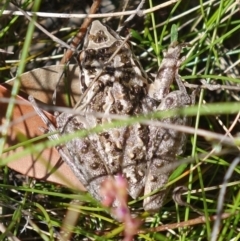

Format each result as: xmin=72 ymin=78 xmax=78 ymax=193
xmin=58 ymin=20 xmax=150 ymax=201
xmin=143 ymin=74 xmax=194 ymax=212
xmin=33 ymin=20 xmax=193 ymax=212
xmin=148 ymin=42 xmax=188 ymax=102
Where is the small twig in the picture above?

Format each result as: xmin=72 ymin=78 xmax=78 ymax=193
xmin=3 ymin=1 xmax=180 ymax=19
xmin=199 ymin=79 xmax=221 ymax=91
xmin=60 ymin=0 xmax=101 ymax=64
xmin=138 ymin=212 xmax=235 ymax=233
xmin=28 ymin=96 xmax=57 ymax=135
xmin=105 ymin=33 xmax=132 ymax=64
xmin=184 ymin=81 xmax=240 ymax=91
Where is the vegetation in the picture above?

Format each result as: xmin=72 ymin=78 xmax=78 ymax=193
xmin=0 ymin=0 xmax=240 ymax=240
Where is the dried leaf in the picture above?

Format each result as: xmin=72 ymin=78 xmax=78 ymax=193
xmin=1 ymin=65 xmax=85 ymax=191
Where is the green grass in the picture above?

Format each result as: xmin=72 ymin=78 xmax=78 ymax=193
xmin=0 ymin=0 xmax=240 ymax=240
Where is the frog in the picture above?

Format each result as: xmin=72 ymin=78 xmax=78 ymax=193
xmin=30 ymin=20 xmax=194 ymax=213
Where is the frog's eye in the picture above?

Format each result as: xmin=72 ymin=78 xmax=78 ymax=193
xmin=164 ymin=96 xmax=175 ymax=107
